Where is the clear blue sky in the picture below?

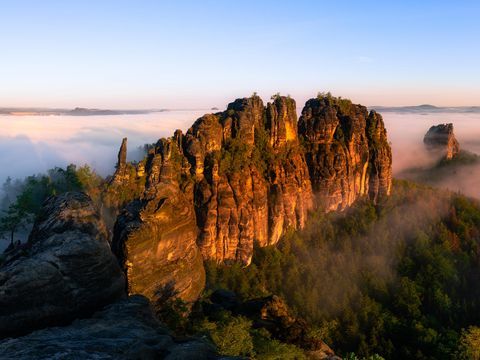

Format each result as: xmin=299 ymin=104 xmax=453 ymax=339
xmin=0 ymin=0 xmax=478 ymax=108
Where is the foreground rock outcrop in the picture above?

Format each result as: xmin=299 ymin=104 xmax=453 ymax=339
xmin=0 ymin=296 xmax=220 ymax=360
xmin=110 ymin=94 xmax=392 ymax=299
xmin=0 ymin=192 xmax=125 ymax=338
xmin=424 ymin=123 xmax=460 ymax=160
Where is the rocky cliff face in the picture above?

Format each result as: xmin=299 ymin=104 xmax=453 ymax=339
xmin=185 ymin=95 xmax=313 ymax=264
xmin=112 ymin=137 xmax=206 ymax=304
xmin=298 ymin=95 xmax=392 ymax=210
xmin=110 ymin=94 xmax=392 ymax=298
xmin=424 ymin=123 xmax=460 ymax=160
xmin=0 ymin=192 xmax=125 ymax=338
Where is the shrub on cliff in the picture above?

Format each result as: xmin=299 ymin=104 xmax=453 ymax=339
xmin=456 ymin=326 xmax=480 ymax=360
xmin=191 ymin=310 xmax=306 ymax=359
xmin=218 ymin=137 xmax=252 ymax=176
xmin=194 ymin=312 xmax=254 ymax=357
xmin=317 ymin=91 xmax=353 ymax=115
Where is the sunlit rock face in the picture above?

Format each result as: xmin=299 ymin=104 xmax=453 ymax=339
xmin=265 ymin=96 xmax=313 ymax=245
xmin=423 ymin=123 xmax=460 ymax=160
xmin=298 ymin=96 xmax=392 ymax=211
xmin=112 ymin=138 xmax=205 ymax=304
xmin=109 ymin=137 xmax=129 ymax=184
xmin=185 ymin=95 xmax=313 ymax=265
xmin=266 ymin=96 xmax=299 ymax=147
xmin=0 ymin=192 xmax=125 ymax=339
xmin=366 ymin=110 xmax=393 ymax=203
xmin=110 ymin=94 xmax=393 ymax=288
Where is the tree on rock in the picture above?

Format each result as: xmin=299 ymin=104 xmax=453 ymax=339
xmin=0 ymin=202 xmax=31 ymax=247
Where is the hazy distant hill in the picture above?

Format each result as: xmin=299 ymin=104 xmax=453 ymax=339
xmin=373 ymin=104 xmax=480 ymax=113
xmin=0 ymin=107 xmax=168 ymax=116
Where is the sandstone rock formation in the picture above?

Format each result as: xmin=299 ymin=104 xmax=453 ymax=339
xmin=185 ymin=95 xmax=313 ymax=264
xmin=112 ymin=138 xmax=206 ymax=304
xmin=0 ymin=296 xmax=220 ymax=360
xmin=111 ymin=93 xmax=392 ymax=274
xmin=110 ymin=137 xmax=128 ymax=184
xmin=424 ymin=123 xmax=460 ymax=160
xmin=102 ymin=138 xmax=147 ymax=225
xmin=0 ymin=192 xmax=125 ymax=338
xmin=298 ymin=95 xmax=392 ymax=210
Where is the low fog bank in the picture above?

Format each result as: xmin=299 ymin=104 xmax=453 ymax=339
xmin=382 ymin=111 xmax=480 ymax=199
xmin=0 ymin=110 xmax=206 ymax=250
xmin=1 ymin=109 xmax=479 ymax=198
xmin=0 ymin=110 xmax=206 ymax=185
xmin=326 ymin=192 xmax=447 ymax=317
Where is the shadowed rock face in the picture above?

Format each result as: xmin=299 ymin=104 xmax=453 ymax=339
xmin=424 ymin=123 xmax=460 ymax=160
xmin=298 ymin=96 xmax=392 ymax=210
xmin=111 ymin=94 xmax=392 ymax=285
xmin=0 ymin=296 xmax=219 ymax=360
xmin=0 ymin=192 xmax=125 ymax=339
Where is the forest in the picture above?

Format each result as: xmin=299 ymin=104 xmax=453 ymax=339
xmin=203 ymin=179 xmax=480 ymax=359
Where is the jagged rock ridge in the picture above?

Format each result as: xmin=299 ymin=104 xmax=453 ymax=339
xmin=424 ymin=123 xmax=460 ymax=160
xmin=184 ymin=96 xmax=314 ymax=264
xmin=110 ymin=94 xmax=392 ymax=302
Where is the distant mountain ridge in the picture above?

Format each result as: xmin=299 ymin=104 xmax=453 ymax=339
xmin=0 ymin=107 xmax=169 ymax=116
xmin=372 ymin=104 xmax=480 ymax=113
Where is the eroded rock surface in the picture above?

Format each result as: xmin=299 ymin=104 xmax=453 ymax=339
xmin=0 ymin=192 xmax=125 ymax=338
xmin=112 ymin=138 xmax=206 ymax=304
xmin=298 ymin=95 xmax=392 ymax=210
xmin=0 ymin=296 xmax=220 ymax=360
xmin=110 ymin=137 xmax=128 ymax=184
xmin=424 ymin=123 xmax=460 ymax=160
xmin=185 ymin=95 xmax=313 ymax=264
xmin=111 ymin=94 xmax=392 ymax=271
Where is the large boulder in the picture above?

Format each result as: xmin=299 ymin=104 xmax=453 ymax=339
xmin=424 ymin=123 xmax=460 ymax=160
xmin=0 ymin=192 xmax=125 ymax=338
xmin=0 ymin=296 xmax=220 ymax=360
